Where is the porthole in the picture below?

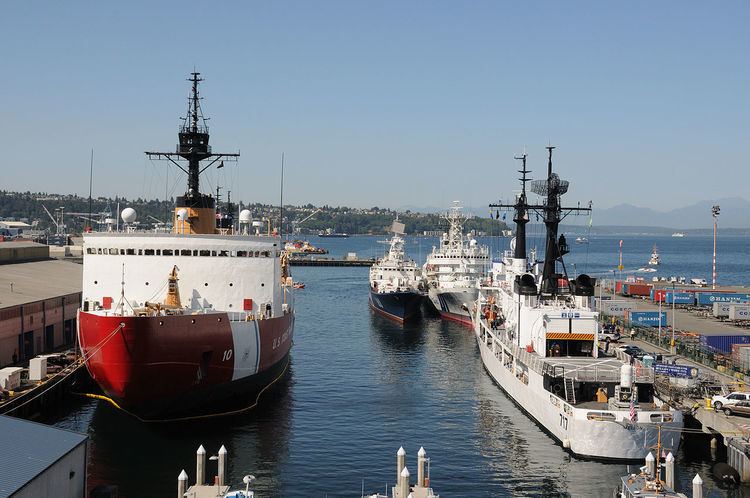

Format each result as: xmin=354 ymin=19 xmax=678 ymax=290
xmin=159 ymin=321 xmax=164 ymax=326
xmin=94 ymin=280 xmax=98 ymax=284
xmin=145 ymin=282 xmax=149 ymax=286
xmin=228 ymin=304 xmax=233 ymax=308
xmin=204 ymin=283 xmax=209 ymax=287
xmin=191 ymin=319 xmax=196 ymax=324
xmin=261 ymin=283 xmax=265 ymax=287
xmin=229 ymin=283 xmax=233 ymax=287
xmin=217 ymin=317 xmax=222 ymax=322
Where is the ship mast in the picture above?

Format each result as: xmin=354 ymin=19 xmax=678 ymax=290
xmin=490 ymin=147 xmax=591 ymax=296
xmin=145 ymin=72 xmax=239 ymax=234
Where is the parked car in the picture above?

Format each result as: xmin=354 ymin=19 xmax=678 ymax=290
xmin=712 ymin=392 xmax=750 ymax=410
xmin=598 ymin=330 xmax=621 ymax=342
xmin=722 ymin=401 xmax=750 ymax=417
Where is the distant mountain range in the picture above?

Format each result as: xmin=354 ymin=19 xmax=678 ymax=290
xmin=399 ymin=197 xmax=750 ymax=229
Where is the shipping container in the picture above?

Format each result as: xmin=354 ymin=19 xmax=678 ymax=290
xmin=600 ymin=300 xmax=636 ymax=317
xmin=627 ymin=283 xmax=652 ymax=297
xmin=620 ymin=283 xmax=629 ymax=296
xmin=652 ymin=289 xmax=667 ymax=303
xmin=665 ymin=292 xmax=695 ymax=305
xmin=729 ymin=304 xmax=750 ymax=321
xmin=696 ymin=292 xmax=750 ymax=306
xmin=615 ymin=281 xmax=623 ymax=294
xmin=699 ymin=334 xmax=750 ymax=353
xmin=626 ymin=310 xmax=667 ymax=327
xmin=713 ymin=302 xmax=733 ymax=318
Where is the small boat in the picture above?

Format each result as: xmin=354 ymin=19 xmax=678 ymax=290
xmin=284 ymin=240 xmax=328 ymax=254
xmin=671 ymin=232 xmax=685 ymax=238
xmin=648 ymin=245 xmax=660 ymax=266
xmin=293 ymin=281 xmax=306 ymax=289
xmin=575 ymin=236 xmax=589 ymax=244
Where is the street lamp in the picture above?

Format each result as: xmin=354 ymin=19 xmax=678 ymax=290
xmin=712 ymin=205 xmax=720 ymax=290
xmin=671 ymin=282 xmax=676 ymax=353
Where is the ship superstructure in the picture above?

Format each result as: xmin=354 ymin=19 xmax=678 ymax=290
xmin=423 ymin=202 xmax=490 ymax=326
xmin=369 ymin=220 xmax=424 ymax=323
xmin=473 ymin=148 xmax=682 ymax=460
xmin=648 ymin=245 xmax=660 ymax=266
xmin=77 ymin=73 xmax=294 ymax=420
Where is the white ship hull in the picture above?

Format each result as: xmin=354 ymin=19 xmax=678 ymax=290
xmin=474 ymin=321 xmax=682 ymax=460
xmin=427 ymin=287 xmax=478 ymax=326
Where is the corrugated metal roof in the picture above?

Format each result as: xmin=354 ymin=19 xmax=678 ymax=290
xmin=0 ymin=259 xmax=82 ymax=309
xmin=0 ymin=415 xmax=87 ymax=497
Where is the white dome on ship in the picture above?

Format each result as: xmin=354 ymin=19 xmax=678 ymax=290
xmin=470 ymin=239 xmax=477 ymax=247
xmin=121 ymin=207 xmax=137 ymax=224
xmin=239 ymin=209 xmax=252 ymax=223
xmin=177 ymin=208 xmax=188 ymax=221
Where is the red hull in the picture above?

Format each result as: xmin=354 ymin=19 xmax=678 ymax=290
xmin=439 ymin=310 xmax=473 ymax=328
xmin=78 ymin=311 xmax=294 ymax=419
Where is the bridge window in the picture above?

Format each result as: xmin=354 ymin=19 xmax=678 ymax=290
xmin=199 ymin=250 xmax=210 ymax=257
xmin=237 ymin=250 xmax=247 ymax=257
xmin=163 ymin=249 xmax=173 ymax=256
xmin=109 ymin=248 xmax=118 ymax=255
xmin=180 ymin=249 xmax=191 ymax=256
xmin=126 ymin=249 xmax=135 ymax=255
xmin=144 ymin=249 xmax=155 ymax=256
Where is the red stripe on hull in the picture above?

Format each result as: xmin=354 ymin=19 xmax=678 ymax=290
xmin=369 ymin=300 xmax=405 ymax=323
xmin=439 ymin=310 xmax=473 ymax=328
xmin=78 ymin=311 xmax=293 ymax=418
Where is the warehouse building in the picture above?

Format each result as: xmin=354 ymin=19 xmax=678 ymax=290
xmin=0 ymin=415 xmax=87 ymax=497
xmin=0 ymin=242 xmax=82 ymax=367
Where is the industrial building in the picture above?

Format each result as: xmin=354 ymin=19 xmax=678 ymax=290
xmin=0 ymin=242 xmax=82 ymax=367
xmin=0 ymin=415 xmax=87 ymax=497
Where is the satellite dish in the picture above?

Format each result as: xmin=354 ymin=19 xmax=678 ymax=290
xmin=121 ymin=207 xmax=137 ymax=224
xmin=239 ymin=209 xmax=252 ymax=223
xmin=243 ymin=475 xmax=256 ymax=484
xmin=177 ymin=208 xmax=188 ymax=221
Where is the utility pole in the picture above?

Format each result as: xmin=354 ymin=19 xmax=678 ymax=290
xmin=712 ymin=205 xmax=720 ymax=290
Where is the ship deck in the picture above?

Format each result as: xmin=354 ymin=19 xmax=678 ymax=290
xmin=542 ymin=356 xmax=653 ymax=384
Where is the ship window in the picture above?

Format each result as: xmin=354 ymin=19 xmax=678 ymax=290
xmin=237 ymin=250 xmax=247 ymax=257
xmin=230 ymin=251 xmax=237 ymax=257
xmin=120 ymin=249 xmax=125 ymax=255
xmin=97 ymin=248 xmax=103 ymax=254
xmin=138 ymin=249 xmax=143 ymax=255
xmin=126 ymin=249 xmax=135 ymax=255
xmin=156 ymin=249 xmax=161 ymax=255
xmin=211 ymin=251 xmax=217 ymax=257
xmin=193 ymin=250 xmax=198 ymax=256
xmin=254 ymin=251 xmax=260 ymax=257
xmin=218 ymin=250 xmax=228 ymax=257
xmin=87 ymin=248 xmax=94 ymax=254
xmin=180 ymin=249 xmax=191 ymax=256
xmin=163 ymin=249 xmax=173 ymax=256
xmin=144 ymin=249 xmax=155 ymax=256
xmin=109 ymin=248 xmax=118 ymax=255
xmin=199 ymin=250 xmax=210 ymax=257
xmin=587 ymin=412 xmax=616 ymax=421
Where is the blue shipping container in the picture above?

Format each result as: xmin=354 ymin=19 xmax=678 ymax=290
xmin=665 ymin=292 xmax=695 ymax=305
xmin=699 ymin=334 xmax=750 ymax=353
xmin=628 ymin=311 xmax=668 ymax=327
xmin=696 ymin=292 xmax=750 ymax=306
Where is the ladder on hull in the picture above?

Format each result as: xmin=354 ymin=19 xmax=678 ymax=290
xmin=564 ymin=377 xmax=576 ymax=405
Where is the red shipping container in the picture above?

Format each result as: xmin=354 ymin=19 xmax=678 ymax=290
xmin=628 ymin=283 xmax=652 ymax=297
xmin=615 ymin=281 xmax=623 ymax=294
xmin=653 ymin=289 xmax=667 ymax=302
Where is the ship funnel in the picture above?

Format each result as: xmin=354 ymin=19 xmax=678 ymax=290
xmin=620 ymin=364 xmax=632 ymax=389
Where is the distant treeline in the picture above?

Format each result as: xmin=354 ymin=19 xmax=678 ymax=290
xmin=0 ymin=191 xmax=508 ymax=236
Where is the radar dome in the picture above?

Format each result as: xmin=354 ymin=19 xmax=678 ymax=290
xmin=470 ymin=239 xmax=477 ymax=247
xmin=239 ymin=209 xmax=252 ymax=223
xmin=121 ymin=207 xmax=137 ymax=224
xmin=177 ymin=208 xmax=188 ymax=221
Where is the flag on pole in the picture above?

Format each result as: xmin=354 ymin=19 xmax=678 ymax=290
xmin=629 ymin=395 xmax=637 ymax=423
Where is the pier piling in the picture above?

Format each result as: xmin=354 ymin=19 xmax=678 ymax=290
xmin=645 ymin=451 xmax=655 ymax=477
xmin=178 ymin=469 xmax=187 ymax=498
xmin=196 ymin=444 xmax=206 ymax=486
xmin=417 ymin=447 xmax=426 ymax=487
xmin=218 ymin=445 xmax=227 ymax=486
xmin=692 ymin=474 xmax=703 ymax=498
xmin=665 ymin=452 xmax=675 ymax=489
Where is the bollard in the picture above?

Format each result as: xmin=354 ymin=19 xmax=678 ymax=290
xmin=417 ymin=447 xmax=426 ymax=487
xmin=692 ymin=473 xmax=703 ymax=498
xmin=400 ymin=467 xmax=410 ymax=498
xmin=196 ymin=445 xmax=206 ymax=486
xmin=645 ymin=452 xmax=655 ymax=477
xmin=397 ymin=446 xmax=406 ymax=484
xmin=218 ymin=445 xmax=227 ymax=487
xmin=710 ymin=437 xmax=718 ymax=450
xmin=665 ymin=452 xmax=675 ymax=489
xmin=178 ymin=469 xmax=188 ymax=498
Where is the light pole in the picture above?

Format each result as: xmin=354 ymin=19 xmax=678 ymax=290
xmin=712 ymin=205 xmax=720 ymax=290
xmin=658 ymin=296 xmax=662 ymax=348
xmin=671 ymin=282 xmax=676 ymax=353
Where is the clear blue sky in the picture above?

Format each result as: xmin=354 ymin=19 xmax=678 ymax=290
xmin=1 ymin=1 xmax=747 ymax=212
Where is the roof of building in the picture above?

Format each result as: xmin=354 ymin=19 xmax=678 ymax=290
xmin=0 ymin=241 xmax=47 ymax=249
xmin=0 ymin=415 xmax=87 ymax=496
xmin=0 ymin=259 xmax=82 ymax=309
xmin=0 ymin=221 xmax=32 ymax=228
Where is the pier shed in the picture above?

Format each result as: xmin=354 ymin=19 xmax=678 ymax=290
xmin=0 ymin=415 xmax=87 ymax=497
xmin=0 ymin=245 xmax=82 ymax=367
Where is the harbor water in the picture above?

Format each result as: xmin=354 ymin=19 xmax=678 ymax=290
xmin=51 ymin=234 xmax=749 ymax=497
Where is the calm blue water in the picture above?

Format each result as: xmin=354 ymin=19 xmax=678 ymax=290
xmin=51 ymin=234 xmax=750 ymax=497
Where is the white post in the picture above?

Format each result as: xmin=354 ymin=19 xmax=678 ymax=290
xmin=178 ymin=470 xmax=188 ymax=498
xmin=692 ymin=473 xmax=703 ymax=498
xmin=196 ymin=445 xmax=206 ymax=486
xmin=400 ymin=467 xmax=410 ymax=498
xmin=658 ymin=299 xmax=662 ymax=348
xmin=645 ymin=451 xmax=655 ymax=477
xmin=218 ymin=445 xmax=227 ymax=487
xmin=417 ymin=447 xmax=426 ymax=487
xmin=665 ymin=452 xmax=675 ymax=489
xmin=396 ymin=446 xmax=405 ymax=485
